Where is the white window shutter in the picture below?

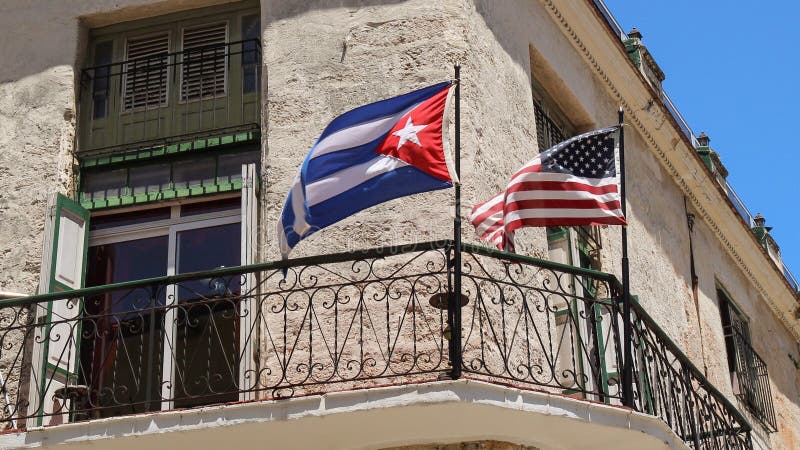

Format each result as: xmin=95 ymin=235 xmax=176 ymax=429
xmin=181 ymin=22 xmax=227 ymax=101
xmin=239 ymin=163 xmax=258 ymax=401
xmin=28 ymin=194 xmax=89 ymax=427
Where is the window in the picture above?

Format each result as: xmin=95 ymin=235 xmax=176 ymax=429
xmin=79 ymin=146 xmax=259 ymax=209
xmin=718 ymin=289 xmax=777 ymax=431
xmin=534 ymin=98 xmax=566 ymax=154
xmin=29 ymin=2 xmax=262 ymax=426
xmin=533 ymin=85 xmax=602 ymax=274
xmin=79 ymin=2 xmax=261 ymax=153
xmin=29 ymin=164 xmax=258 ymax=425
xmin=533 ymin=80 xmax=614 ymax=401
xmin=81 ymin=200 xmax=241 ymax=418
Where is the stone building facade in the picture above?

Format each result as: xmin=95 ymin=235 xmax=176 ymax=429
xmin=0 ymin=0 xmax=798 ymax=449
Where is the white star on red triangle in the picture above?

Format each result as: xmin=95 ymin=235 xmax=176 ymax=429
xmin=392 ymin=117 xmax=428 ymax=149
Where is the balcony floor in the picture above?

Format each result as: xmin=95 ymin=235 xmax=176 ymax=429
xmin=2 ymin=380 xmax=689 ymax=450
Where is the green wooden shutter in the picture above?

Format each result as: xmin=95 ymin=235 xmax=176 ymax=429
xmin=29 ymin=193 xmax=90 ymax=426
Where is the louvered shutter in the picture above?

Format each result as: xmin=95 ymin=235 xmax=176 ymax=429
xmin=533 ymin=100 xmax=565 ymax=150
xmin=123 ymin=33 xmax=170 ymax=111
xmin=181 ymin=22 xmax=227 ymax=101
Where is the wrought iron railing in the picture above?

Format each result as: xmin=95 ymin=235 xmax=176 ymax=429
xmin=725 ymin=326 xmax=777 ymax=432
xmin=632 ymin=301 xmax=753 ymax=448
xmin=0 ymin=241 xmax=751 ymax=448
xmin=78 ymin=39 xmax=262 ymax=157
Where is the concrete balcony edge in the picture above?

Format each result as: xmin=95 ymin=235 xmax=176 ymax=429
xmin=1 ymin=380 xmax=689 ymax=450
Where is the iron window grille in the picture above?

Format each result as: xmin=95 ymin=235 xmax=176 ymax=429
xmin=719 ymin=292 xmax=777 ymax=432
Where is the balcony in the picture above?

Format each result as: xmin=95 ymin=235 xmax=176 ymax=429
xmin=0 ymin=242 xmax=751 ymax=448
xmin=77 ymin=39 xmax=262 ymax=158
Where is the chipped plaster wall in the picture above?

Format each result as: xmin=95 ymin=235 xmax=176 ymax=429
xmin=262 ymin=0 xmax=463 ymax=259
xmin=260 ymin=0 xmax=552 ymax=260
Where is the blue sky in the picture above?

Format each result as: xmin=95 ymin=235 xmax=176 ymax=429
xmin=603 ymin=0 xmax=800 ymax=286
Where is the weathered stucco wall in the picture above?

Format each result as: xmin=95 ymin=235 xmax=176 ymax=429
xmin=261 ymin=0 xmax=467 ymax=260
xmin=692 ymin=212 xmax=800 ymax=449
xmin=442 ymin=1 xmax=800 ymax=448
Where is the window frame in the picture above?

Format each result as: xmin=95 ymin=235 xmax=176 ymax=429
xmin=83 ymin=194 xmax=252 ymax=416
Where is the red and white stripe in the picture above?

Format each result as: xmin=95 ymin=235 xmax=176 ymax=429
xmin=469 ymin=155 xmax=625 ymax=251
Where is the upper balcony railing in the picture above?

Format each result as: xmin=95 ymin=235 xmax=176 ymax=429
xmin=0 ymin=241 xmax=751 ymax=448
xmin=592 ymin=0 xmax=799 ymax=294
xmin=78 ymin=39 xmax=262 ymax=157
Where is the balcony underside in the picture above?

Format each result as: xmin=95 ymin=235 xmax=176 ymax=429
xmin=3 ymin=380 xmax=689 ymax=450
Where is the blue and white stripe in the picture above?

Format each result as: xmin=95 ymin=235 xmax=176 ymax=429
xmin=278 ymin=82 xmax=452 ymax=258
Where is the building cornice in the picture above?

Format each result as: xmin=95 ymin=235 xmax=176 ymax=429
xmin=540 ymin=0 xmax=800 ymax=341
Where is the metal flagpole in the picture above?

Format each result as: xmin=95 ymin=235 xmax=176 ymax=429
xmin=450 ymin=64 xmax=463 ymax=379
xmin=619 ymin=106 xmax=634 ymax=408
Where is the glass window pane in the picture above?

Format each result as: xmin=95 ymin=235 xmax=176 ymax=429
xmin=81 ymin=235 xmax=169 ymax=418
xmin=82 ymin=169 xmax=127 ymax=201
xmin=241 ymin=14 xmax=260 ymax=94
xmin=90 ymin=207 xmax=171 ymax=230
xmin=174 ymin=222 xmax=241 ymax=408
xmin=180 ymin=197 xmax=240 ymax=217
xmin=92 ymin=41 xmax=113 ymax=119
xmin=172 ymin=156 xmax=216 ymax=189
xmin=217 ymin=150 xmax=259 ymax=183
xmin=129 ymin=163 xmax=171 ymax=195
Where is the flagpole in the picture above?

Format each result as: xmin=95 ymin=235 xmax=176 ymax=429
xmin=450 ymin=63 xmax=463 ymax=379
xmin=619 ymin=107 xmax=634 ymax=408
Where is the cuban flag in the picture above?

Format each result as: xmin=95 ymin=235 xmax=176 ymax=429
xmin=278 ymin=82 xmax=455 ymax=258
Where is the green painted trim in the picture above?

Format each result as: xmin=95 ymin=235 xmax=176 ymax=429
xmin=623 ymin=39 xmax=642 ymax=68
xmin=554 ymin=308 xmax=570 ymax=318
xmin=81 ymin=179 xmax=243 ymax=211
xmin=632 ymin=318 xmax=656 ymax=415
xmin=79 ymin=131 xmax=258 ymax=169
xmin=44 ymin=362 xmax=76 ymax=379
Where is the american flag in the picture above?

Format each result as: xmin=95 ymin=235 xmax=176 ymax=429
xmin=469 ymin=126 xmax=625 ymax=251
